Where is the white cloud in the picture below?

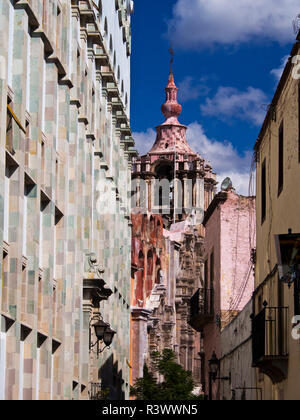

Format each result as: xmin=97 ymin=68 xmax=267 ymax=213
xmin=132 ymin=128 xmax=156 ymax=156
xmin=133 ymin=122 xmax=254 ymax=196
xmin=200 ymin=86 xmax=268 ymax=126
xmin=167 ymin=0 xmax=299 ymax=49
xmin=270 ymin=55 xmax=290 ymax=81
xmin=178 ymin=76 xmax=210 ymax=102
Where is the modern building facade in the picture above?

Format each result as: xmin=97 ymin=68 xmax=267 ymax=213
xmin=0 ymin=0 xmax=135 ymax=400
xmin=130 ymin=65 xmax=217 ymax=391
xmin=252 ymin=31 xmax=300 ymax=400
xmin=189 ymin=189 xmax=256 ymax=399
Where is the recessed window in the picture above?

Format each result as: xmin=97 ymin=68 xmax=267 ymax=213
xmin=104 ymin=18 xmax=108 ymax=37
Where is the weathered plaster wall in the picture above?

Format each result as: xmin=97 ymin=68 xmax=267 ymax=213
xmin=220 ymin=300 xmax=257 ymax=400
xmin=202 ymin=191 xmax=256 ymax=399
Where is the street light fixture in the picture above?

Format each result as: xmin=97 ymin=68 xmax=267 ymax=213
xmin=89 ymin=315 xmax=116 ymax=356
xmin=93 ymin=319 xmax=108 ymax=342
xmin=208 ymin=351 xmax=231 ymax=400
xmin=275 ymin=229 xmax=300 ymax=288
xmin=208 ymin=351 xmax=219 ymax=382
xmin=103 ymin=326 xmax=116 ymax=347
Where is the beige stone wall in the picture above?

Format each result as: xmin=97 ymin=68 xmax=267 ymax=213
xmin=254 ymin=35 xmax=300 ymax=400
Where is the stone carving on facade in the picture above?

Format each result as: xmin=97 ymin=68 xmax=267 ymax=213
xmin=131 ymin=65 xmax=217 ymax=390
xmin=83 ymin=252 xmax=113 ymax=306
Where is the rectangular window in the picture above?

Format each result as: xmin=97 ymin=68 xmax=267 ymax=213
xmin=261 ymin=159 xmax=266 ymax=224
xmin=278 ymin=122 xmax=284 ymax=195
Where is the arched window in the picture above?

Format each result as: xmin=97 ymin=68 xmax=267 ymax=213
xmin=150 ymin=215 xmax=154 ymax=232
xmin=104 ymin=17 xmax=108 ymax=37
xmin=109 ymin=35 xmax=113 ymax=53
xmin=98 ymin=0 xmax=102 ymax=17
xmin=155 ymin=258 xmax=162 ymax=284
xmin=147 ymin=250 xmax=153 ymax=296
xmin=135 ymin=250 xmax=144 ymax=305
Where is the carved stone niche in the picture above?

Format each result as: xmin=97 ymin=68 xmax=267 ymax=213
xmin=83 ymin=252 xmax=113 ymax=306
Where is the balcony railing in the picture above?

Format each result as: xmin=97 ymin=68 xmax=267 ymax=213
xmin=188 ymin=288 xmax=214 ymax=332
xmin=252 ymin=305 xmax=289 ymax=383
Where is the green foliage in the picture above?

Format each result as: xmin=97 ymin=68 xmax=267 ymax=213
xmin=130 ymin=349 xmax=203 ymax=401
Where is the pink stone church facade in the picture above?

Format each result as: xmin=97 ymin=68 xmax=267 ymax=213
xmin=131 ymin=65 xmax=216 ymax=391
xmin=130 ymin=63 xmax=256 ymax=398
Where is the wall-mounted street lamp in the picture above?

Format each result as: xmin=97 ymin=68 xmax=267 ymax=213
xmin=275 ymin=229 xmax=300 ymax=288
xmin=208 ymin=351 xmax=231 ymax=401
xmin=208 ymin=351 xmax=219 ymax=382
xmin=89 ymin=315 xmax=116 ymax=356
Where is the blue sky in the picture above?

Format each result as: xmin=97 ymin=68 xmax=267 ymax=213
xmin=130 ymin=0 xmax=300 ymax=194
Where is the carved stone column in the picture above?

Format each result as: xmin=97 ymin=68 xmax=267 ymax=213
xmin=131 ymin=308 xmax=152 ymax=383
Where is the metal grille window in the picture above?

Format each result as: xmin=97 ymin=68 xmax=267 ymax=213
xmin=252 ymin=305 xmax=289 ymax=365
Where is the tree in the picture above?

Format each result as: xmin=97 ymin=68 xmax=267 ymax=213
xmin=130 ymin=349 xmax=203 ymax=401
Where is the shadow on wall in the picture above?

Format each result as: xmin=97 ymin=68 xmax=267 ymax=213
xmin=99 ymin=354 xmax=125 ymax=400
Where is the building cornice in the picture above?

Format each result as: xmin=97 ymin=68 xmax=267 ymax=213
xmin=203 ymin=192 xmax=228 ymax=227
xmin=254 ymin=33 xmax=300 ymax=152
